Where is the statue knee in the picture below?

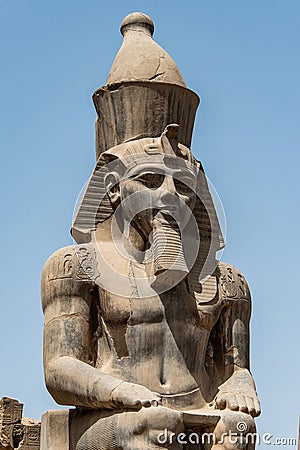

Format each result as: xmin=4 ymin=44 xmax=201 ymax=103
xmin=212 ymin=411 xmax=256 ymax=450
xmin=119 ymin=407 xmax=184 ymax=449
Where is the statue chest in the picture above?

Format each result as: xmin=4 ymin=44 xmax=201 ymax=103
xmin=98 ymin=288 xmax=165 ymax=326
xmin=98 ymin=283 xmax=223 ymax=332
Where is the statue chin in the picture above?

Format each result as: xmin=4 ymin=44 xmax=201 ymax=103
xmin=150 ymin=214 xmax=189 ymax=289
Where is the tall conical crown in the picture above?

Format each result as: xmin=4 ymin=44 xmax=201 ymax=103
xmin=93 ymin=12 xmax=200 ymax=158
xmin=107 ymin=12 xmax=186 ymax=86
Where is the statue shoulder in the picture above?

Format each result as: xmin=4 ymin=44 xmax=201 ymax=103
xmin=217 ymin=261 xmax=251 ymax=302
xmin=41 ymin=244 xmax=99 ymax=312
xmin=42 ymin=243 xmax=99 ymax=283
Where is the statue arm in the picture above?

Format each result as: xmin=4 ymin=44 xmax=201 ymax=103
xmin=214 ymin=263 xmax=261 ymax=417
xmin=41 ymin=245 xmax=160 ymax=410
xmin=41 ymin=245 xmax=125 ymax=409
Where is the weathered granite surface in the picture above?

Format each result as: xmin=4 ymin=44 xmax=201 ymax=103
xmin=41 ymin=12 xmax=260 ymax=450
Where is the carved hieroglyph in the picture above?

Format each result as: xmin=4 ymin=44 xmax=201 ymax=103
xmin=0 ymin=398 xmax=40 ymax=450
xmin=41 ymin=12 xmax=260 ymax=450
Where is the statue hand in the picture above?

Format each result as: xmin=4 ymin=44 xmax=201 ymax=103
xmin=214 ymin=392 xmax=261 ymax=417
xmin=110 ymin=382 xmax=162 ymax=410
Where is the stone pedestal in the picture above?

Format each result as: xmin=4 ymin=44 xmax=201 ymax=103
xmin=40 ymin=410 xmax=73 ymax=450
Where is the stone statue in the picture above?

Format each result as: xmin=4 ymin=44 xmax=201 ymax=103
xmin=41 ymin=12 xmax=260 ymax=449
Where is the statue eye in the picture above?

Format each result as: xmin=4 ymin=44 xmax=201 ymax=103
xmin=174 ymin=179 xmax=194 ymax=195
xmin=135 ymin=173 xmax=164 ymax=189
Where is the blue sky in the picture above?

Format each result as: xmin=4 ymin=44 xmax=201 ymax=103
xmin=0 ymin=1 xmax=299 ymax=447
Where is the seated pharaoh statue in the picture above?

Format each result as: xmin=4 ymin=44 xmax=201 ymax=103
xmin=41 ymin=12 xmax=260 ymax=450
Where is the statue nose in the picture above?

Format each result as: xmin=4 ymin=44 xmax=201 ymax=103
xmin=159 ymin=176 xmax=178 ymax=205
xmin=160 ymin=191 xmax=175 ymax=205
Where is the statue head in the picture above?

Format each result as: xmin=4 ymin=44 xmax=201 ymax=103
xmin=71 ymin=13 xmax=225 ymax=295
xmin=72 ymin=124 xmax=224 ymax=294
xmin=98 ymin=125 xmax=201 ymax=287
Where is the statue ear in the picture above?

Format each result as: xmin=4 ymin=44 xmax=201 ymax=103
xmin=104 ymin=172 xmax=120 ymax=207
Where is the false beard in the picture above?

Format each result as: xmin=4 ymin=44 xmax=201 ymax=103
xmin=150 ymin=213 xmax=189 ymax=289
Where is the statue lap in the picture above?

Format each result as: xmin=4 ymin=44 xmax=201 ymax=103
xmin=69 ymin=407 xmax=256 ymax=450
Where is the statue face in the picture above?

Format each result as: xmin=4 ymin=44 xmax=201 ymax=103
xmin=104 ymin=153 xmax=201 ymax=288
xmin=118 ymin=155 xmax=197 ymax=240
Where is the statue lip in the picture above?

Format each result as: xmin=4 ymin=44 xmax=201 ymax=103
xmin=156 ymin=209 xmax=189 ymax=226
